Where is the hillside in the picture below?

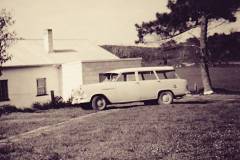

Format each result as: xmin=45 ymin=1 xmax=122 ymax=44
xmin=101 ymin=44 xmax=198 ymax=66
xmin=101 ymin=32 xmax=240 ymax=66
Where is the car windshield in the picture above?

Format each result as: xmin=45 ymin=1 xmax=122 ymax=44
xmin=100 ymin=73 xmax=119 ymax=82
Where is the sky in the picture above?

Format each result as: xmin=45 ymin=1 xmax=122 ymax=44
xmin=1 ymin=0 xmax=169 ymax=45
xmin=1 ymin=0 xmax=240 ymax=45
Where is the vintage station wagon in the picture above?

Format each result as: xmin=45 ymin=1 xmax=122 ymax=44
xmin=72 ymin=66 xmax=188 ymax=110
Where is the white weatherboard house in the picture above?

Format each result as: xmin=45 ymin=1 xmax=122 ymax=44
xmin=0 ymin=29 xmax=142 ymax=108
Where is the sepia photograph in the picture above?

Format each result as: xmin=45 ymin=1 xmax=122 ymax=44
xmin=0 ymin=0 xmax=240 ymax=159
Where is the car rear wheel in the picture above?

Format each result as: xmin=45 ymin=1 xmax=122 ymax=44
xmin=158 ymin=91 xmax=173 ymax=105
xmin=91 ymin=95 xmax=107 ymax=111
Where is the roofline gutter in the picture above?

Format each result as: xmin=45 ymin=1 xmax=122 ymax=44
xmin=2 ymin=57 xmax=142 ymax=68
xmin=81 ymin=57 xmax=142 ymax=63
xmin=2 ymin=64 xmax=61 ymax=68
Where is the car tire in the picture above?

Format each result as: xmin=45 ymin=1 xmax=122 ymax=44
xmin=91 ymin=95 xmax=107 ymax=111
xmin=157 ymin=91 xmax=173 ymax=105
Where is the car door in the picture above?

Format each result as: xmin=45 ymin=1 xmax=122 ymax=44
xmin=138 ymin=71 xmax=161 ymax=100
xmin=109 ymin=72 xmax=141 ymax=103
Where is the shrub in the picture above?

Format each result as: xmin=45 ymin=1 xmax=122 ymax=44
xmin=0 ymin=104 xmax=19 ymax=116
xmin=32 ymin=101 xmax=52 ymax=110
xmin=32 ymin=102 xmax=44 ymax=110
xmin=0 ymin=104 xmax=36 ymax=116
xmin=32 ymin=96 xmax=73 ymax=110
xmin=0 ymin=96 xmax=74 ymax=116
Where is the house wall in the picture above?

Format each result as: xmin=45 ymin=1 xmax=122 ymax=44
xmin=61 ymin=62 xmax=83 ymax=101
xmin=0 ymin=65 xmax=61 ymax=108
xmin=82 ymin=58 xmax=142 ymax=84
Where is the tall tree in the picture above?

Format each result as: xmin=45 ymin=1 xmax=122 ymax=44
xmin=135 ymin=0 xmax=240 ymax=94
xmin=0 ymin=9 xmax=16 ymax=75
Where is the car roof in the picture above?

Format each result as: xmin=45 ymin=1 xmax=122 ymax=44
xmin=105 ymin=66 xmax=175 ymax=74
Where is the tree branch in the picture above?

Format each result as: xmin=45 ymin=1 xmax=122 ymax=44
xmin=143 ymin=24 xmax=199 ymax=45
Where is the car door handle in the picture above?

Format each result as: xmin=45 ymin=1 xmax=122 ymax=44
xmin=102 ymin=88 xmax=115 ymax=90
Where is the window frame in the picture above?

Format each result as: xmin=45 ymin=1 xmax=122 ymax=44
xmin=0 ymin=80 xmax=9 ymax=101
xmin=36 ymin=78 xmax=47 ymax=96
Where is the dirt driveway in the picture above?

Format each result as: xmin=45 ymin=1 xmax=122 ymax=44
xmin=1 ymin=94 xmax=240 ymax=160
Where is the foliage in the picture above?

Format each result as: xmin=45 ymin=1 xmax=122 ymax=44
xmin=102 ymin=44 xmax=181 ymax=66
xmin=0 ymin=97 xmax=72 ymax=116
xmin=0 ymin=9 xmax=16 ymax=75
xmin=101 ymin=39 xmax=179 ymax=65
xmin=135 ymin=0 xmax=240 ymax=43
xmin=184 ymin=32 xmax=240 ymax=63
xmin=208 ymin=32 xmax=240 ymax=62
xmin=32 ymin=96 xmax=72 ymax=110
xmin=102 ymin=44 xmax=207 ymax=66
xmin=0 ymin=104 xmax=34 ymax=116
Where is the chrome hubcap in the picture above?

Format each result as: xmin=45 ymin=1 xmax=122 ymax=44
xmin=162 ymin=94 xmax=170 ymax=103
xmin=96 ymin=98 xmax=106 ymax=108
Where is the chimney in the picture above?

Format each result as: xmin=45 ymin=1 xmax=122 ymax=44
xmin=44 ymin=29 xmax=54 ymax=53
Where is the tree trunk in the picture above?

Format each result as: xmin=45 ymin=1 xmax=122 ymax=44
xmin=199 ymin=15 xmax=214 ymax=95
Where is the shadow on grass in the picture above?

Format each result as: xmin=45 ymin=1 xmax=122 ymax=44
xmin=195 ymin=88 xmax=240 ymax=95
xmin=79 ymin=102 xmax=144 ymax=111
xmin=174 ymin=100 xmax=216 ymax=105
xmin=81 ymin=100 xmax=217 ymax=111
xmin=78 ymin=104 xmax=92 ymax=110
xmin=214 ymin=88 xmax=240 ymax=95
xmin=107 ymin=104 xmax=144 ymax=110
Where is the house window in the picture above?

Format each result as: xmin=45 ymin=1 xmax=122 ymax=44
xmin=36 ymin=78 xmax=47 ymax=96
xmin=0 ymin=80 xmax=9 ymax=101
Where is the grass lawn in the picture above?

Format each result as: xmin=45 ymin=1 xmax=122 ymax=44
xmin=0 ymin=107 xmax=94 ymax=140
xmin=1 ymin=94 xmax=240 ymax=160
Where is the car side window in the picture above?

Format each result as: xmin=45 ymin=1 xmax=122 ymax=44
xmin=117 ymin=74 xmax=124 ymax=81
xmin=117 ymin=72 xmax=136 ymax=81
xmin=165 ymin=71 xmax=177 ymax=79
xmin=138 ymin=71 xmax=157 ymax=80
xmin=156 ymin=71 xmax=166 ymax=79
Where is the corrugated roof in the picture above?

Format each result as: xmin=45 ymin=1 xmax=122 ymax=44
xmin=3 ymin=39 xmax=119 ymax=67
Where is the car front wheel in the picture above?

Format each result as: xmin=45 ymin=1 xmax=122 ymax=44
xmin=91 ymin=95 xmax=107 ymax=111
xmin=158 ymin=91 xmax=173 ymax=105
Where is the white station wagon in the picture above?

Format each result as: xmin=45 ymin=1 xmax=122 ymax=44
xmin=72 ymin=66 xmax=188 ymax=110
